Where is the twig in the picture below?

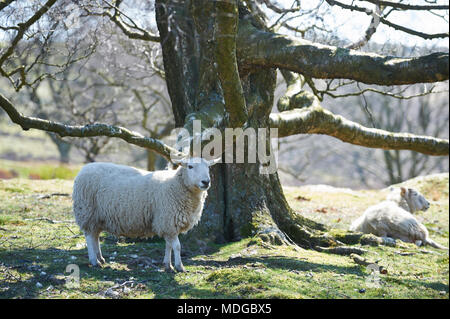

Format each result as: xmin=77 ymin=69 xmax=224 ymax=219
xmin=315 ymin=246 xmax=368 ymax=255
xmin=24 ymin=217 xmax=75 ymax=224
xmin=37 ymin=193 xmax=70 ymax=199
xmin=350 ymin=253 xmax=387 ymax=274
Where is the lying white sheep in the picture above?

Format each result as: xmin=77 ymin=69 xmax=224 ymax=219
xmin=385 ymin=186 xmax=430 ymax=214
xmin=350 ymin=187 xmax=447 ymax=249
xmin=73 ymin=157 xmax=220 ymax=271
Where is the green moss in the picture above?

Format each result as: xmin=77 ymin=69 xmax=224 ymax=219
xmin=328 ymin=229 xmax=362 ymax=245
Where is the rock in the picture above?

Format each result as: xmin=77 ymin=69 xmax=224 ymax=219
xmin=105 ymin=288 xmax=120 ymax=299
xmin=359 ymin=288 xmax=366 ymax=294
xmin=123 ymin=287 xmax=131 ymax=294
xmin=36 ymin=282 xmax=43 ymax=289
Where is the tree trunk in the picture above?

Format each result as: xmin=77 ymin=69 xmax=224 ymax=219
xmin=47 ymin=132 xmax=72 ymax=164
xmin=155 ymin=0 xmax=332 ymax=248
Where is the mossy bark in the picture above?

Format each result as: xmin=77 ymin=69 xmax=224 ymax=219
xmin=154 ymin=0 xmax=334 ymax=248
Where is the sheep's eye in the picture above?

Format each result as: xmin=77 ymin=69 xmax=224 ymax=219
xmin=188 ymin=165 xmax=193 ymax=169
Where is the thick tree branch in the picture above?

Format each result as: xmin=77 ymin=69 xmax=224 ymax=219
xmin=0 ymin=0 xmax=15 ymax=12
xmin=270 ymin=106 xmax=449 ymax=156
xmin=277 ymin=70 xmax=320 ymax=111
xmin=238 ymin=20 xmax=449 ymax=85
xmin=215 ymin=0 xmax=248 ymax=127
xmin=0 ymin=93 xmax=182 ymax=161
xmin=346 ymin=4 xmax=382 ymax=50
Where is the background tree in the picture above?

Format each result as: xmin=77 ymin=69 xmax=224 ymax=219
xmin=0 ymin=0 xmax=448 ymax=248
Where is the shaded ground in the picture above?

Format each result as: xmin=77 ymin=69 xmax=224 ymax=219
xmin=0 ymin=173 xmax=448 ymax=299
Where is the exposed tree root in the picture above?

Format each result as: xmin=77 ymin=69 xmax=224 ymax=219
xmin=327 ymin=230 xmax=397 ymax=247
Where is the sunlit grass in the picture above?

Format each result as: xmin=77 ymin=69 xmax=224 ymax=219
xmin=0 ymin=173 xmax=448 ymax=299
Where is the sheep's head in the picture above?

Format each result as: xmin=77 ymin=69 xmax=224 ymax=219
xmin=401 ymin=187 xmax=430 ymax=213
xmin=388 ymin=187 xmax=430 ymax=213
xmin=173 ymin=157 xmax=221 ymax=191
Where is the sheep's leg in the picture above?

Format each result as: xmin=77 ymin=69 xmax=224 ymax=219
xmin=93 ymin=231 xmax=105 ymax=264
xmin=172 ymin=236 xmax=186 ymax=272
xmin=163 ymin=237 xmax=174 ymax=272
xmin=85 ymin=232 xmax=101 ymax=267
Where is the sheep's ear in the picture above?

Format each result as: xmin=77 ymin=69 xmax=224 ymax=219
xmin=400 ymin=187 xmax=407 ymax=196
xmin=172 ymin=157 xmax=189 ymax=167
xmin=207 ymin=157 xmax=222 ymax=166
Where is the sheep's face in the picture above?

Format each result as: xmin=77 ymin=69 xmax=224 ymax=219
xmin=402 ymin=187 xmax=430 ymax=212
xmin=176 ymin=157 xmax=220 ymax=192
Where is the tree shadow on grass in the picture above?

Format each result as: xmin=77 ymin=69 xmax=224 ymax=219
xmin=0 ymin=243 xmax=233 ymax=299
xmin=1 ymin=240 xmax=448 ymax=299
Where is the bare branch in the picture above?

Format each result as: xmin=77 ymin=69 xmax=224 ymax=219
xmin=258 ymin=0 xmax=300 ymax=14
xmin=0 ymin=93 xmax=181 ymax=161
xmin=102 ymin=11 xmax=160 ymax=42
xmin=0 ymin=0 xmax=58 ymax=68
xmin=269 ymin=106 xmax=449 ymax=156
xmin=346 ymin=4 xmax=382 ymax=49
xmin=0 ymin=0 xmax=15 ymax=12
xmin=359 ymin=0 xmax=450 ymax=11
xmin=322 ymin=86 xmax=447 ymax=100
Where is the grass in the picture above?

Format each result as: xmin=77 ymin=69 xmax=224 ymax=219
xmin=0 ymin=119 xmax=62 ymax=162
xmin=0 ymin=159 xmax=80 ymax=180
xmin=0 ymin=172 xmax=448 ymax=299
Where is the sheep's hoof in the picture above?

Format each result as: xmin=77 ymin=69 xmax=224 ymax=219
xmin=164 ymin=264 xmax=175 ymax=273
xmin=89 ymin=261 xmax=103 ymax=268
xmin=175 ymin=265 xmax=186 ymax=273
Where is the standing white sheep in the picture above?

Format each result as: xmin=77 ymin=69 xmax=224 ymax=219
xmin=350 ymin=187 xmax=447 ymax=249
xmin=72 ymin=157 xmax=220 ymax=272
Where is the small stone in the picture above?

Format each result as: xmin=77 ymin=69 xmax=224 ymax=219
xmin=36 ymin=282 xmax=43 ymax=289
xmin=359 ymin=288 xmax=366 ymax=294
xmin=40 ymin=271 xmax=47 ymax=276
xmin=70 ymin=256 xmax=77 ymax=260
xmin=105 ymin=288 xmax=120 ymax=298
xmin=130 ymin=254 xmax=138 ymax=259
xmin=123 ymin=287 xmax=131 ymax=294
